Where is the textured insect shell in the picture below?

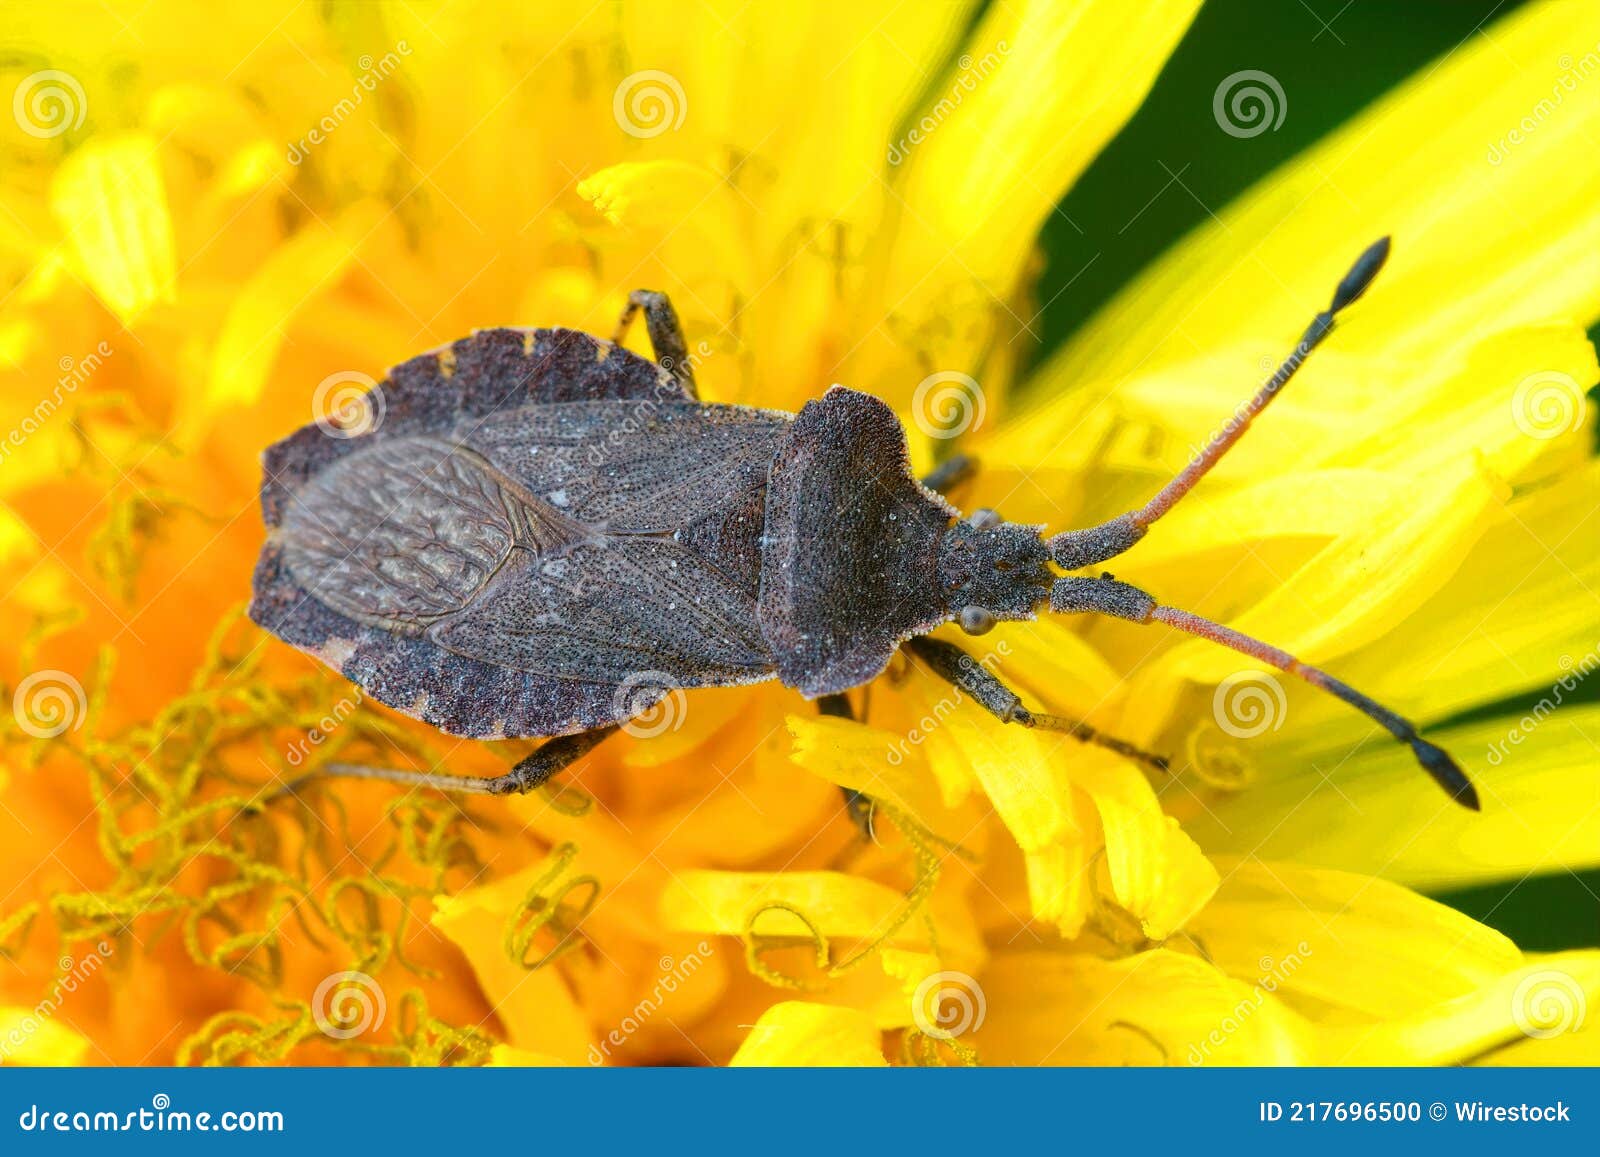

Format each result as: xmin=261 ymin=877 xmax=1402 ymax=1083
xmin=757 ymin=385 xmax=961 ymax=698
xmin=251 ymin=327 xmax=788 ymax=740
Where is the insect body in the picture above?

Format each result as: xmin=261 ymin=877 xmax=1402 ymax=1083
xmin=252 ymin=247 xmax=1479 ymax=810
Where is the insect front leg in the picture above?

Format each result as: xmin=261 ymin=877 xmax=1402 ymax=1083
xmin=612 ymin=289 xmax=697 ymax=396
xmin=902 ymin=636 xmax=1169 ymax=772
xmin=818 ymin=692 xmax=877 ymax=840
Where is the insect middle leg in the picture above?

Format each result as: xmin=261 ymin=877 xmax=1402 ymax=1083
xmin=902 ymin=635 xmax=1169 ymax=772
xmin=818 ymin=692 xmax=877 ymax=839
xmin=612 ymin=289 xmax=697 ymax=396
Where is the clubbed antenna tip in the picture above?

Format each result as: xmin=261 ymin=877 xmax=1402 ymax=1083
xmin=1331 ymin=235 xmax=1391 ymax=314
xmin=1413 ymin=737 xmax=1481 ymax=811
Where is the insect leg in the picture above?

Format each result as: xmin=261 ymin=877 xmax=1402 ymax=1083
xmin=1049 ymin=574 xmax=1478 ymax=809
xmin=818 ymin=693 xmax=877 ymax=839
xmin=488 ymin=726 xmax=620 ymax=794
xmin=1048 ymin=238 xmax=1391 ymax=570
xmin=902 ymin=636 xmax=1168 ymax=772
xmin=262 ymin=726 xmax=619 ymax=800
xmin=920 ymin=453 xmax=979 ymax=495
xmin=612 ymin=289 xmax=697 ymax=396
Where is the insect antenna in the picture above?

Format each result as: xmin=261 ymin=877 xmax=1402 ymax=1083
xmin=1052 ymin=575 xmax=1479 ymax=810
xmin=1050 ymin=237 xmax=1392 ymax=570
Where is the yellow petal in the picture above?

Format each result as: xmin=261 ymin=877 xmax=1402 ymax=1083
xmin=1339 ymin=952 xmax=1600 ymax=1065
xmin=430 ymin=862 xmax=596 ymax=1064
xmin=486 ymin=1044 xmax=571 ymax=1067
xmin=1188 ymin=860 xmax=1520 ymax=1021
xmin=49 ymin=135 xmax=177 ymax=325
xmin=729 ymin=1001 xmax=886 ymax=1066
xmin=659 ymin=868 xmax=981 ymax=962
xmin=199 ymin=201 xmax=384 ymax=430
xmin=0 ymin=1007 xmax=93 ymax=1065
xmin=973 ymin=949 xmax=1307 ymax=1065
xmin=1073 ymin=753 xmax=1219 ymax=940
xmin=884 ymin=0 xmax=1200 ymax=323
xmin=785 ymin=713 xmax=952 ymax=834
xmin=1184 ymin=705 xmax=1600 ymax=889
xmin=1027 ymin=1 xmax=1600 ymax=407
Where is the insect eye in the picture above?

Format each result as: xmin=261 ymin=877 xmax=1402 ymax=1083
xmin=959 ymin=606 xmax=996 ymax=635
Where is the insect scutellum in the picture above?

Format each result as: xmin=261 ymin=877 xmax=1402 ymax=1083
xmin=943 ymin=237 xmax=1478 ymax=811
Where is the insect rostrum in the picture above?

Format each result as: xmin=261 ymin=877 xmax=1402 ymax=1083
xmin=251 ymin=241 xmax=1479 ymax=811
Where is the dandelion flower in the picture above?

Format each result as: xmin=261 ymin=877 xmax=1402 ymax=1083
xmin=1 ymin=0 xmax=1595 ymax=1068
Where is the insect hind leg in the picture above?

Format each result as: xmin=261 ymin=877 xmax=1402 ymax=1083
xmin=920 ymin=453 xmax=978 ymax=496
xmin=253 ymin=726 xmax=620 ymax=804
xmin=612 ymin=289 xmax=697 ymax=396
xmin=818 ymin=692 xmax=877 ymax=840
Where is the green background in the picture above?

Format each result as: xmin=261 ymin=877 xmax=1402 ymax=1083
xmin=1027 ymin=0 xmax=1597 ymax=951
